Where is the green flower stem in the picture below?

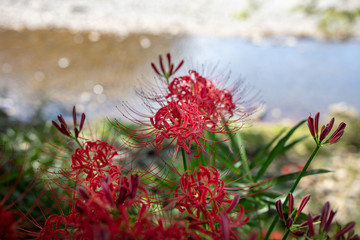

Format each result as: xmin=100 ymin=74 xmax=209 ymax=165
xmin=73 ymin=136 xmax=83 ymax=149
xmin=264 ymin=145 xmax=321 ymax=240
xmin=282 ymin=228 xmax=291 ymax=240
xmin=288 ymin=144 xmax=320 ymax=194
xmin=165 ymin=75 xmax=170 ymax=84
xmin=236 ymin=132 xmax=253 ymax=182
xmin=223 ymin=121 xmax=253 ymax=182
xmin=181 ymin=148 xmax=189 ymax=172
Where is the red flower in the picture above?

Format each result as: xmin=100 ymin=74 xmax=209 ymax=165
xmin=71 ymin=140 xmax=118 ymax=180
xmin=171 ymin=166 xmax=254 ymax=239
xmin=115 ymin=57 xmax=260 ymax=157
xmin=167 ymin=70 xmax=236 ymax=124
xmin=150 ymin=100 xmax=207 ymax=154
xmin=114 ymin=99 xmax=210 ymax=157
xmin=40 ymin=171 xmax=152 ymax=239
xmin=174 ymin=166 xmax=231 ymax=218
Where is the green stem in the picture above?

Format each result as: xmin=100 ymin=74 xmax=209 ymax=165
xmin=74 ymin=137 xmax=83 ymax=149
xmin=165 ymin=75 xmax=170 ymax=84
xmin=181 ymin=148 xmax=188 ymax=172
xmin=288 ymin=144 xmax=320 ymax=194
xmin=236 ymin=132 xmax=253 ymax=182
xmin=282 ymin=228 xmax=290 ymax=240
xmin=264 ymin=145 xmax=321 ymax=240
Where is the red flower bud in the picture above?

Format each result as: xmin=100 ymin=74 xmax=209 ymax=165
xmin=288 ymin=192 xmax=294 ymax=216
xmin=320 ymin=201 xmax=330 ymax=231
xmin=307 ymin=213 xmax=315 ymax=238
xmin=73 ymin=106 xmax=77 ymax=127
xmin=151 ymin=53 xmax=184 ymax=80
xmin=297 ymin=194 xmax=310 ymax=216
xmin=308 ymin=112 xmax=346 ymax=145
xmin=77 ymin=186 xmax=90 ymax=201
xmin=333 ymin=222 xmax=356 ymax=239
xmin=275 ymin=200 xmax=285 ymax=221
xmin=100 ymin=179 xmax=115 ymax=207
xmin=292 ymin=230 xmax=306 ymax=236
xmin=329 ymin=122 xmax=346 ymax=144
xmin=324 ymin=210 xmax=337 ymax=233
xmin=286 ymin=218 xmax=293 ymax=228
xmin=129 ymin=174 xmax=139 ymax=199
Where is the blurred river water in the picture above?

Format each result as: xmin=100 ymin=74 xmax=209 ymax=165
xmin=0 ymin=28 xmax=359 ymax=122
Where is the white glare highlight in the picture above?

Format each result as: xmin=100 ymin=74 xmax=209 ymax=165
xmin=93 ymin=84 xmax=104 ymax=94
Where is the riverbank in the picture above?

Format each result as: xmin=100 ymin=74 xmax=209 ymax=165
xmin=0 ymin=0 xmax=359 ymax=41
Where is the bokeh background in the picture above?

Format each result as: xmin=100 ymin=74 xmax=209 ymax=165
xmin=0 ymin=0 xmax=360 ymax=122
xmin=0 ymin=0 xmax=360 ymax=234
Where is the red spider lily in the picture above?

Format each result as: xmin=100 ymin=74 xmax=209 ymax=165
xmin=275 ymin=192 xmax=311 ymax=236
xmin=39 ymin=171 xmax=152 ymax=239
xmin=151 ymin=53 xmax=184 ymax=81
xmin=114 ymin=99 xmax=210 ymax=157
xmin=167 ymin=69 xmax=260 ymax=127
xmin=170 ymin=165 xmax=260 ymax=238
xmin=115 ymin=60 xmax=260 ymax=157
xmin=71 ymin=140 xmax=118 ymax=180
xmin=150 ymin=100 xmax=207 ymax=155
xmin=52 ymin=106 xmax=86 ymax=138
xmin=307 ymin=112 xmax=346 ymax=145
xmin=38 ymin=213 xmax=77 ymax=239
xmin=115 ymin=87 xmax=248 ymax=157
xmin=174 ymin=166 xmax=232 ymax=218
xmin=167 ymin=70 xmax=236 ymax=124
xmin=40 ymin=188 xmax=197 ymax=239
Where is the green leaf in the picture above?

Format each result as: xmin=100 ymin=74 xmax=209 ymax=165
xmin=254 ymin=120 xmax=306 ymax=181
xmin=262 ymin=168 xmax=331 ymax=189
xmin=281 ymin=136 xmax=308 ymax=153
xmin=250 ymin=128 xmax=286 ymax=169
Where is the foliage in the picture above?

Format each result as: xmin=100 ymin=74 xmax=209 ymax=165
xmin=294 ymin=0 xmax=360 ymax=40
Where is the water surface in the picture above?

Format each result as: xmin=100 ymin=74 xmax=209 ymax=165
xmin=0 ymin=29 xmax=359 ymax=122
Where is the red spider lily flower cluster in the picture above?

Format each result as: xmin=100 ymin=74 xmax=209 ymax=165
xmin=167 ymin=70 xmax=236 ymax=122
xmin=116 ymin=54 xmax=259 ymax=157
xmin=175 ymin=166 xmax=231 ymax=216
xmin=71 ymin=140 xmax=118 ymax=180
xmin=150 ymin=100 xmax=207 ymax=154
xmin=38 ymin=138 xmax=201 ymax=239
xmin=173 ymin=166 xmax=250 ymax=239
xmin=4 ymin=54 xmax=358 ymax=240
xmin=308 ymin=112 xmax=346 ymax=145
